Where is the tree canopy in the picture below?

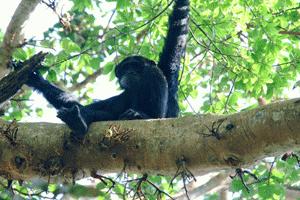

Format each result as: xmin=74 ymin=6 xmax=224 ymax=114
xmin=0 ymin=0 xmax=299 ymax=199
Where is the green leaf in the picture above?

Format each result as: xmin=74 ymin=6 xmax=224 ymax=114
xmin=47 ymin=70 xmax=57 ymax=82
xmin=230 ymin=179 xmax=245 ymax=192
xmin=13 ymin=48 xmax=27 ymax=60
xmin=228 ymin=92 xmax=240 ymax=105
xmin=35 ymin=108 xmax=43 ymax=117
xmin=72 ymin=0 xmax=92 ymax=11
xmin=40 ymin=40 xmax=55 ymax=49
xmin=103 ymin=62 xmax=114 ymax=75
xmin=117 ymin=0 xmax=130 ymax=9
xmin=11 ymin=111 xmax=23 ymax=120
xmin=61 ymin=38 xmax=81 ymax=53
xmin=90 ymin=58 xmax=101 ymax=69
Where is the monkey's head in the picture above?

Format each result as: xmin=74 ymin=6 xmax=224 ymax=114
xmin=115 ymin=56 xmax=156 ymax=90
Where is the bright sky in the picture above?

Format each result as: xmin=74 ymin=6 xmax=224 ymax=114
xmin=1 ymin=0 xmax=66 ymax=38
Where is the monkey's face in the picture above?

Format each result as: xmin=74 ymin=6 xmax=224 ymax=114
xmin=115 ymin=56 xmax=156 ymax=90
xmin=117 ymin=64 xmax=144 ymax=90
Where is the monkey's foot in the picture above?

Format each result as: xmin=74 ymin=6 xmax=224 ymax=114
xmin=57 ymin=105 xmax=88 ymax=138
xmin=119 ymin=109 xmax=146 ymax=120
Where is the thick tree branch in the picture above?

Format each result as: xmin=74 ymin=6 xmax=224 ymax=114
xmin=0 ymin=0 xmax=41 ymax=79
xmin=0 ymin=98 xmax=299 ymax=181
xmin=0 ymin=52 xmax=47 ymax=104
xmin=0 ymin=101 xmax=10 ymax=116
xmin=286 ymin=186 xmax=300 ymax=200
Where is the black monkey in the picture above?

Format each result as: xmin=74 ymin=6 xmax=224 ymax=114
xmin=26 ymin=56 xmax=168 ymax=138
xmin=25 ymin=0 xmax=189 ymax=138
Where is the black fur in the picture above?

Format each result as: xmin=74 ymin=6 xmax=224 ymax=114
xmin=25 ymin=0 xmax=189 ymax=138
xmin=158 ymin=0 xmax=189 ymax=118
xmin=27 ymin=56 xmax=168 ymax=138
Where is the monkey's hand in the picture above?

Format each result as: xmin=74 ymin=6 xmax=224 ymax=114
xmin=26 ymin=71 xmax=44 ymax=87
xmin=57 ymin=105 xmax=88 ymax=139
xmin=119 ymin=109 xmax=148 ymax=120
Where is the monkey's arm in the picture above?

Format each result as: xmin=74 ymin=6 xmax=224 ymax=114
xmin=26 ymin=72 xmax=81 ymax=109
xmin=157 ymin=0 xmax=189 ymax=117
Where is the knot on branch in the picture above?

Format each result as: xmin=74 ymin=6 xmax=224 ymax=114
xmin=99 ymin=124 xmax=133 ymax=149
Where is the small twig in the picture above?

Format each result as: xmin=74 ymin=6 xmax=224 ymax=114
xmin=116 ymin=160 xmax=128 ymax=181
xmin=178 ymin=87 xmax=198 ymax=115
xmin=49 ymin=49 xmax=90 ymax=67
xmin=273 ymin=6 xmax=300 ymax=16
xmin=99 ymin=9 xmax=116 ymax=39
xmin=171 ymin=156 xmax=196 ymax=200
xmin=42 ymin=0 xmax=71 ymax=30
xmin=230 ymin=168 xmax=260 ymax=192
xmin=130 ymin=1 xmax=174 ymax=33
xmin=0 ymin=181 xmax=52 ymax=199
xmin=127 ymin=174 xmax=148 ymax=199
xmin=279 ymin=30 xmax=300 ymax=36
xmin=282 ymin=152 xmax=300 ymax=166
xmin=91 ymin=170 xmax=115 ymax=193
xmin=68 ymin=68 xmax=103 ymax=92
xmin=127 ymin=173 xmax=174 ymax=200
xmin=224 ymin=75 xmax=238 ymax=113
xmin=267 ymin=158 xmax=276 ymax=184
xmin=10 ymin=98 xmax=31 ymax=102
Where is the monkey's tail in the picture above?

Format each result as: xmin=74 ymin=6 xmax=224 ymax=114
xmin=158 ymin=0 xmax=189 ymax=118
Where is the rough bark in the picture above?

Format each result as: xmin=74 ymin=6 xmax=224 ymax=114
xmin=0 ymin=98 xmax=299 ymax=181
xmin=286 ymin=186 xmax=300 ymax=200
xmin=0 ymin=0 xmax=41 ymax=79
